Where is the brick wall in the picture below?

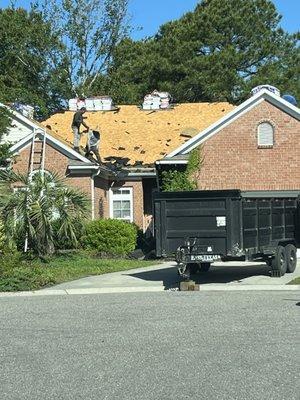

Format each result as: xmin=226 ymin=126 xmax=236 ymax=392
xmin=94 ymin=178 xmax=144 ymax=228
xmin=196 ymin=100 xmax=300 ymax=190
xmin=13 ymin=143 xmax=147 ymax=227
xmin=13 ymin=143 xmax=92 ymax=212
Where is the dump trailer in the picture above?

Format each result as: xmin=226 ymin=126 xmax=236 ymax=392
xmin=154 ymin=190 xmax=300 ymax=279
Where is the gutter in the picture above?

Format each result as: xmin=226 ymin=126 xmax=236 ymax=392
xmin=155 ymin=159 xmax=188 ymax=165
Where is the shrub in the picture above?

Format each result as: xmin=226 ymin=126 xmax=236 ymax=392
xmin=52 ymin=218 xmax=86 ymax=250
xmin=82 ymin=219 xmax=138 ymax=256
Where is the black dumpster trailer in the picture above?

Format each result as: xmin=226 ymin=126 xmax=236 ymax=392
xmin=154 ymin=190 xmax=300 ymax=279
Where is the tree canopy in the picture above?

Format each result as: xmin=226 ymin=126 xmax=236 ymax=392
xmin=95 ymin=0 xmax=299 ymax=104
xmin=0 ymin=0 xmax=298 ymax=113
xmin=0 ymin=7 xmax=69 ymax=118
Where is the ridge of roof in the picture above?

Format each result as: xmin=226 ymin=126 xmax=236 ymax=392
xmin=166 ymin=89 xmax=300 ymax=158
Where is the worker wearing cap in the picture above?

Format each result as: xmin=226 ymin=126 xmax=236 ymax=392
xmin=85 ymin=130 xmax=102 ymax=163
xmin=71 ymin=107 xmax=89 ymax=152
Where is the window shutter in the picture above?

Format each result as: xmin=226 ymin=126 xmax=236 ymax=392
xmin=257 ymin=122 xmax=274 ymax=146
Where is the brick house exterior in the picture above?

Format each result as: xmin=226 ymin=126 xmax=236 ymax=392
xmin=3 ymin=89 xmax=299 ymax=235
xmin=10 ymin=137 xmax=148 ymax=230
xmin=159 ymin=89 xmax=300 ymax=191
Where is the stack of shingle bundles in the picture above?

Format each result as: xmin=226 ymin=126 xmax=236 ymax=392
xmin=85 ymin=98 xmax=95 ymax=111
xmin=68 ymin=98 xmax=86 ymax=111
xmin=142 ymin=91 xmax=171 ymax=110
xmin=93 ymin=96 xmax=113 ymax=111
xmin=159 ymin=92 xmax=171 ymax=109
xmin=143 ymin=92 xmax=161 ymax=110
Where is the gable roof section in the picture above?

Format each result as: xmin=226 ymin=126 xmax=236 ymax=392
xmin=1 ymin=104 xmax=94 ymax=164
xmin=166 ymin=89 xmax=300 ymax=159
xmin=43 ymin=102 xmax=235 ymax=166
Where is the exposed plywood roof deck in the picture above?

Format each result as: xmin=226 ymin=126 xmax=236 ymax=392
xmin=43 ymin=102 xmax=235 ymax=166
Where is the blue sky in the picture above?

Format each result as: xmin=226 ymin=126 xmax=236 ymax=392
xmin=1 ymin=0 xmax=299 ymax=38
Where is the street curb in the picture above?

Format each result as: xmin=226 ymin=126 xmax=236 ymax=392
xmin=0 ymin=284 xmax=299 ymax=297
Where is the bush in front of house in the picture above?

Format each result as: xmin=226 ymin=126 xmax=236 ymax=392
xmin=82 ymin=219 xmax=138 ymax=256
xmin=52 ymin=218 xmax=86 ymax=250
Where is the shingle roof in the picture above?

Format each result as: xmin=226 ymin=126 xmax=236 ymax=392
xmin=42 ymin=102 xmax=235 ymax=166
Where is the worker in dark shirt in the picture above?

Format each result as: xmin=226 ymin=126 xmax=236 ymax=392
xmin=71 ymin=107 xmax=89 ymax=152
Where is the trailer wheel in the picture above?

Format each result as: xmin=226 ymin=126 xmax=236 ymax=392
xmin=187 ymin=263 xmax=199 ymax=275
xmin=285 ymin=244 xmax=297 ymax=273
xmin=271 ymin=246 xmax=287 ymax=276
xmin=199 ymin=263 xmax=211 ymax=272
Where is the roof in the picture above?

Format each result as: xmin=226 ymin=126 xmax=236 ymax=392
xmin=42 ymin=102 xmax=235 ymax=166
xmin=1 ymin=103 xmax=94 ymax=165
xmin=166 ymin=89 xmax=300 ymax=159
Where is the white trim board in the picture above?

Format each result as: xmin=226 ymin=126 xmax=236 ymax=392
xmin=1 ymin=103 xmax=92 ymax=164
xmin=10 ymin=130 xmax=92 ymax=164
xmin=167 ymin=89 xmax=300 ymax=158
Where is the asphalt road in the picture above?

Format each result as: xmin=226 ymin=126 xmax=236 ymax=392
xmin=0 ymin=292 xmax=299 ymax=400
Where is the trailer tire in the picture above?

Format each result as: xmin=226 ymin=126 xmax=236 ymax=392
xmin=271 ymin=245 xmax=287 ymax=276
xmin=199 ymin=263 xmax=211 ymax=272
xmin=285 ymin=244 xmax=297 ymax=273
xmin=187 ymin=263 xmax=199 ymax=275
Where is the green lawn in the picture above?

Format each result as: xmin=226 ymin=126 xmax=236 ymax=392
xmin=0 ymin=252 xmax=158 ymax=292
xmin=288 ymin=276 xmax=300 ymax=285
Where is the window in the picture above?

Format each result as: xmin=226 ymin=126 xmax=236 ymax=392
xmin=257 ymin=122 xmax=274 ymax=147
xmin=109 ymin=187 xmax=133 ymax=222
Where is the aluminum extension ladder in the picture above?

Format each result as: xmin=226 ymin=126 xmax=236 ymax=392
xmin=24 ymin=128 xmax=47 ymax=252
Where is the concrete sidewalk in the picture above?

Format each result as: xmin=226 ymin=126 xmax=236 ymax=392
xmin=37 ymin=259 xmax=300 ymax=293
xmin=1 ymin=260 xmax=298 ymax=298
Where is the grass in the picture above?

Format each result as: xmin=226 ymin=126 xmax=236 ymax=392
xmin=0 ymin=251 xmax=158 ymax=292
xmin=288 ymin=276 xmax=300 ymax=285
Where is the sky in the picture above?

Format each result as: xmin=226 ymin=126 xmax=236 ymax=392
xmin=1 ymin=0 xmax=299 ymax=38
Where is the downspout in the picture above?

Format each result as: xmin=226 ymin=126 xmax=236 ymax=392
xmin=91 ymin=169 xmax=100 ymax=220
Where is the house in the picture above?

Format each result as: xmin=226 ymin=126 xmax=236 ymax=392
xmin=2 ymin=102 xmax=233 ymax=233
xmin=3 ymin=88 xmax=299 ymax=235
xmin=157 ymin=89 xmax=300 ymax=191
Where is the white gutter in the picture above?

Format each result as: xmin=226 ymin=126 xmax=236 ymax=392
xmin=126 ymin=171 xmax=156 ymax=177
xmin=68 ymin=165 xmax=99 ymax=170
xmin=155 ymin=159 xmax=188 ymax=165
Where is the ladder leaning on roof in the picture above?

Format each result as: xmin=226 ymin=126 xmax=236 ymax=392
xmin=29 ymin=127 xmax=47 ymax=178
xmin=24 ymin=127 xmax=47 ymax=252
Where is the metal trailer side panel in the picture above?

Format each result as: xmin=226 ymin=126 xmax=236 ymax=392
xmin=242 ymin=197 xmax=298 ymax=257
xmin=154 ymin=191 xmax=242 ymax=257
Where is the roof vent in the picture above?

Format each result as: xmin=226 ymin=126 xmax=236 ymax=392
xmin=69 ymin=96 xmax=116 ymax=111
xmin=282 ymin=94 xmax=297 ymax=107
xmin=251 ymin=85 xmax=280 ymax=97
xmin=142 ymin=90 xmax=172 ymax=110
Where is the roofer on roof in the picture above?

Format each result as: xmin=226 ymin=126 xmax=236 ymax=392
xmin=71 ymin=107 xmax=89 ymax=153
xmin=85 ymin=130 xmax=102 ymax=163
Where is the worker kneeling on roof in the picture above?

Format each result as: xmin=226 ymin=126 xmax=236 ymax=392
xmin=85 ymin=130 xmax=102 ymax=163
xmin=71 ymin=107 xmax=89 ymax=152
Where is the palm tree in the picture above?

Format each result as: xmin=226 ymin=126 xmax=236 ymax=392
xmin=0 ymin=170 xmax=89 ymax=256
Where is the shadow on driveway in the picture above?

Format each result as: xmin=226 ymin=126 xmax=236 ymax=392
xmin=126 ymin=262 xmax=272 ymax=290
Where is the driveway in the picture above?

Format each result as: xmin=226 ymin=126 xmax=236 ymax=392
xmin=41 ymin=259 xmax=300 ymax=294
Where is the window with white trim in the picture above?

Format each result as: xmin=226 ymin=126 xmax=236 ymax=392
xmin=257 ymin=122 xmax=274 ymax=147
xmin=109 ymin=187 xmax=133 ymax=222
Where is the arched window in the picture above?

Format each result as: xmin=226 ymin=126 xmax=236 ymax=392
xmin=257 ymin=122 xmax=274 ymax=147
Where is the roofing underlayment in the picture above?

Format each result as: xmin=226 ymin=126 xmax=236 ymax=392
xmin=42 ymin=103 xmax=235 ymax=166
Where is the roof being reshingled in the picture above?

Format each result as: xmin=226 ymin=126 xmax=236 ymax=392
xmin=42 ymin=103 xmax=235 ymax=166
